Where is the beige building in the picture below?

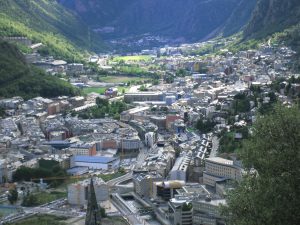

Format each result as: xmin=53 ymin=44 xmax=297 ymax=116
xmin=68 ymin=143 xmax=97 ymax=156
xmin=203 ymin=157 xmax=242 ymax=187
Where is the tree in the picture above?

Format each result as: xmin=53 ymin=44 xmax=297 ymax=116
xmin=222 ymin=106 xmax=300 ymax=225
xmin=96 ymin=97 xmax=109 ymax=107
xmin=152 ymin=79 xmax=159 ymax=85
xmin=176 ymin=68 xmax=188 ymax=77
xmin=139 ymin=85 xmax=148 ymax=91
xmin=22 ymin=192 xmax=38 ymax=207
xmin=0 ymin=107 xmax=5 ymax=117
xmin=233 ymin=93 xmax=250 ymax=113
xmin=8 ymin=187 xmax=18 ymax=204
xmin=118 ymin=167 xmax=126 ymax=174
xmin=196 ymin=119 xmax=216 ymax=133
xmin=100 ymin=207 xmax=107 ymax=218
xmin=13 ymin=161 xmax=67 ymax=187
xmin=182 ymin=202 xmax=193 ymax=211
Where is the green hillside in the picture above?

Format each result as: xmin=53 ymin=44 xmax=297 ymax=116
xmin=0 ymin=41 xmax=80 ymax=99
xmin=0 ymin=0 xmax=105 ymax=61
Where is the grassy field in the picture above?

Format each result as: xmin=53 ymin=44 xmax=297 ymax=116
xmin=82 ymin=75 xmax=150 ymax=95
xmin=99 ymin=75 xmax=147 ymax=83
xmin=34 ymin=191 xmax=67 ymax=205
xmin=98 ymin=171 xmax=126 ymax=182
xmin=9 ymin=215 xmax=67 ymax=225
xmin=82 ymin=87 xmax=106 ymax=95
xmin=112 ymin=55 xmax=152 ymax=62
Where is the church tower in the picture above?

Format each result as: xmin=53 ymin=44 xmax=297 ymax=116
xmin=85 ymin=177 xmax=102 ymax=225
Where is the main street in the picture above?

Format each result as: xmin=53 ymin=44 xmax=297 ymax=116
xmin=210 ymin=135 xmax=219 ymax=157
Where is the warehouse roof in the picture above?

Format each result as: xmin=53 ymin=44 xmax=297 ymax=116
xmin=73 ymin=156 xmax=118 ymax=164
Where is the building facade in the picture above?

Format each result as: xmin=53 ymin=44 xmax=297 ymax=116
xmin=203 ymin=157 xmax=242 ymax=187
xmin=68 ymin=177 xmax=108 ymax=206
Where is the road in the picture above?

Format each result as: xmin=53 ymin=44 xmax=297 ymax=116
xmin=107 ymin=172 xmax=133 ymax=187
xmin=210 ymin=135 xmax=219 ymax=157
xmin=107 ymin=144 xmax=149 ymax=187
xmin=135 ymin=145 xmax=149 ymax=168
xmin=111 ymin=194 xmax=143 ymax=225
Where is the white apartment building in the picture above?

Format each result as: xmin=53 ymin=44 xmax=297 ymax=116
xmin=203 ymin=157 xmax=242 ymax=187
xmin=169 ymin=154 xmax=192 ymax=181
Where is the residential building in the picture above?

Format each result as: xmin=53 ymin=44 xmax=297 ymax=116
xmin=203 ymin=157 xmax=242 ymax=187
xmin=133 ymin=172 xmax=163 ymax=197
xmin=169 ymin=154 xmax=192 ymax=181
xmin=192 ymin=198 xmax=226 ymax=225
xmin=124 ymin=92 xmax=164 ymax=103
xmin=145 ymin=132 xmax=155 ymax=147
xmin=168 ymin=197 xmax=193 ymax=225
xmin=68 ymin=143 xmax=97 ymax=156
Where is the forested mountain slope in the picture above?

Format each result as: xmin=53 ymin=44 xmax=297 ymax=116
xmin=0 ymin=0 xmax=105 ymax=61
xmin=0 ymin=41 xmax=80 ymax=99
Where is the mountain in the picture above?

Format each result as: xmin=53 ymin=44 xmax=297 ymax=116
xmin=0 ymin=0 xmax=105 ymax=61
xmin=0 ymin=41 xmax=80 ymax=99
xmin=222 ymin=0 xmax=257 ymax=36
xmin=244 ymin=0 xmax=300 ymax=38
xmin=59 ymin=0 xmax=256 ymax=42
xmin=59 ymin=0 xmax=138 ymax=27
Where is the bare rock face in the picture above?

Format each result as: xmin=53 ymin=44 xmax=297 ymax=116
xmin=244 ymin=0 xmax=300 ymax=38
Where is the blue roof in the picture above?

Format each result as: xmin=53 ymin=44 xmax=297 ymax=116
xmin=73 ymin=156 xmax=117 ymax=164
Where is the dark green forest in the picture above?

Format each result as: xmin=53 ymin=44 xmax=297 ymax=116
xmin=0 ymin=41 xmax=80 ymax=99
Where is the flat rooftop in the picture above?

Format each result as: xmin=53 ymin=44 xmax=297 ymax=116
xmin=206 ymin=157 xmax=234 ymax=166
xmin=73 ymin=156 xmax=118 ymax=164
xmin=125 ymin=92 xmax=162 ymax=95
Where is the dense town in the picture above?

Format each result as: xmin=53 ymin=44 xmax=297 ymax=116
xmin=0 ymin=36 xmax=299 ymax=225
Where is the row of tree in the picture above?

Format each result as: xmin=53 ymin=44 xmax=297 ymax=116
xmin=76 ymin=98 xmax=128 ymax=120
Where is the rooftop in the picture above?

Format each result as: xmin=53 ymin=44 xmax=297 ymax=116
xmin=206 ymin=157 xmax=234 ymax=166
xmin=73 ymin=155 xmax=118 ymax=164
